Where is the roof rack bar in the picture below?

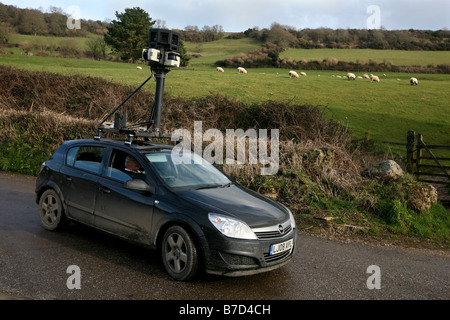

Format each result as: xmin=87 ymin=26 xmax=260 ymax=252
xmin=98 ymin=73 xmax=154 ymax=127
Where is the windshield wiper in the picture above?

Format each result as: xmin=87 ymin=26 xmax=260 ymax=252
xmin=220 ymin=182 xmax=233 ymax=188
xmin=195 ymin=182 xmax=232 ymax=190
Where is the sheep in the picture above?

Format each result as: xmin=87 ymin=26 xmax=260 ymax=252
xmin=347 ymin=72 xmax=356 ymax=80
xmin=336 ymin=75 xmax=342 ymax=78
xmin=410 ymin=77 xmax=419 ymax=85
xmin=289 ymin=70 xmax=299 ymax=78
xmin=237 ymin=67 xmax=247 ymax=74
xmin=136 ymin=66 xmax=142 ymax=70
xmin=216 ymin=67 xmax=224 ymax=72
xmin=363 ymin=73 xmax=370 ymax=79
xmin=357 ymin=76 xmax=363 ymax=79
xmin=300 ymin=72 xmax=307 ymax=76
xmin=370 ymin=74 xmax=380 ymax=82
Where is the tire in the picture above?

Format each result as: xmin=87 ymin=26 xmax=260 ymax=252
xmin=38 ymin=189 xmax=68 ymax=231
xmin=161 ymin=225 xmax=199 ymax=281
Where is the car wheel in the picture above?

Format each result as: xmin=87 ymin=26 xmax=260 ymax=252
xmin=162 ymin=225 xmax=199 ymax=281
xmin=38 ymin=189 xmax=68 ymax=231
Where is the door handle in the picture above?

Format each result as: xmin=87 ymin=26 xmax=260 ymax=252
xmin=65 ymin=175 xmax=72 ymax=181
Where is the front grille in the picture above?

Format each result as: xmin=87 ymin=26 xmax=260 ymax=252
xmin=220 ymin=252 xmax=258 ymax=266
xmin=253 ymin=220 xmax=292 ymax=240
xmin=255 ymin=225 xmax=292 ymax=239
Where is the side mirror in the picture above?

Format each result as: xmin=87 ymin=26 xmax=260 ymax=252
xmin=124 ymin=179 xmax=155 ymax=194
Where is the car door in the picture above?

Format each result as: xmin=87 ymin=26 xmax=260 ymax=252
xmin=60 ymin=145 xmax=106 ymax=225
xmin=94 ymin=148 xmax=156 ymax=245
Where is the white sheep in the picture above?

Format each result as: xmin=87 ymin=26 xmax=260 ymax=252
xmin=347 ymin=72 xmax=356 ymax=80
xmin=370 ymin=74 xmax=380 ymax=82
xmin=300 ymin=72 xmax=307 ymax=76
xmin=237 ymin=67 xmax=247 ymax=74
xmin=216 ymin=67 xmax=224 ymax=72
xmin=289 ymin=71 xmax=299 ymax=78
xmin=136 ymin=66 xmax=142 ymax=70
xmin=357 ymin=76 xmax=363 ymax=79
xmin=410 ymin=77 xmax=419 ymax=85
xmin=363 ymin=73 xmax=370 ymax=79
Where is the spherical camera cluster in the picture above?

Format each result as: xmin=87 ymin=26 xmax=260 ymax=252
xmin=142 ymin=29 xmax=181 ymax=68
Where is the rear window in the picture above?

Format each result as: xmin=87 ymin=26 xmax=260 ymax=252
xmin=66 ymin=146 xmax=106 ymax=175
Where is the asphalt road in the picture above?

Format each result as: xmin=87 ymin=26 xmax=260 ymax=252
xmin=0 ymin=171 xmax=448 ymax=301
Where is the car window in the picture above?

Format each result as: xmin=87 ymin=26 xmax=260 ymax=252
xmin=66 ymin=147 xmax=79 ymax=166
xmin=145 ymin=150 xmax=230 ymax=189
xmin=68 ymin=146 xmax=106 ymax=175
xmin=106 ymin=149 xmax=146 ymax=182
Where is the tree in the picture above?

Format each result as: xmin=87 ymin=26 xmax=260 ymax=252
xmin=18 ymin=9 xmax=47 ymax=35
xmin=178 ymin=40 xmax=190 ymax=67
xmin=86 ymin=37 xmax=107 ymax=60
xmin=0 ymin=22 xmax=11 ymax=44
xmin=104 ymin=7 xmax=154 ymax=62
xmin=45 ymin=7 xmax=68 ymax=36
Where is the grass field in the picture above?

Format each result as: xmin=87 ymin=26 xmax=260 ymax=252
xmin=184 ymin=37 xmax=263 ymax=66
xmin=1 ymin=37 xmax=449 ymax=152
xmin=9 ymin=33 xmax=99 ymax=51
xmin=280 ymin=48 xmax=450 ymax=66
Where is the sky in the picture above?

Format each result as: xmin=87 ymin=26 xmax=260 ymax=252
xmin=1 ymin=0 xmax=449 ymax=32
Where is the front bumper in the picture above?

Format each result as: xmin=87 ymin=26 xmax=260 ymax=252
xmin=202 ymin=227 xmax=297 ymax=277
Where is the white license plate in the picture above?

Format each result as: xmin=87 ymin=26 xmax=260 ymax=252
xmin=270 ymin=239 xmax=294 ymax=256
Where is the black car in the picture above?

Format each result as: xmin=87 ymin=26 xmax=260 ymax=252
xmin=36 ymin=138 xmax=296 ymax=280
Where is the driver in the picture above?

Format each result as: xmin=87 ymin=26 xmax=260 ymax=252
xmin=124 ymin=155 xmax=145 ymax=179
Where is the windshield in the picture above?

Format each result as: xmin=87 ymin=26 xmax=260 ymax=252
xmin=145 ymin=150 xmax=231 ymax=189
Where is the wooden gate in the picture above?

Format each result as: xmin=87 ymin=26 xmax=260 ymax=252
xmin=406 ymin=130 xmax=450 ymax=187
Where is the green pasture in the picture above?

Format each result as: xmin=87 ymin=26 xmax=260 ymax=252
xmin=184 ymin=37 xmax=263 ymax=66
xmin=167 ymin=67 xmax=450 ymax=149
xmin=9 ymin=33 xmax=99 ymax=50
xmin=1 ymin=38 xmax=449 ymax=151
xmin=280 ymin=48 xmax=450 ymax=67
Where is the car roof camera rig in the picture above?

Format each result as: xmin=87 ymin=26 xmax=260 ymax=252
xmin=95 ymin=29 xmax=182 ymax=145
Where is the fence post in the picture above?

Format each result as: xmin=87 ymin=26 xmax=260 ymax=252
xmin=416 ymin=134 xmax=424 ymax=179
xmin=406 ymin=130 xmax=415 ymax=173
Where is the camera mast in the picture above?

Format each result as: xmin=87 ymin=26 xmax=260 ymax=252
xmin=94 ymin=29 xmax=181 ymax=144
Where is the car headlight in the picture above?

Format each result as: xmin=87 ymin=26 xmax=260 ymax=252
xmin=289 ymin=209 xmax=296 ymax=229
xmin=281 ymin=204 xmax=296 ymax=229
xmin=208 ymin=213 xmax=257 ymax=240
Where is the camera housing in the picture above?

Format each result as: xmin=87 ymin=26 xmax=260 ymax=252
xmin=142 ymin=29 xmax=181 ymax=68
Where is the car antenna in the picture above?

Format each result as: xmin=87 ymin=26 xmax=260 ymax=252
xmin=94 ymin=29 xmax=182 ymax=145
